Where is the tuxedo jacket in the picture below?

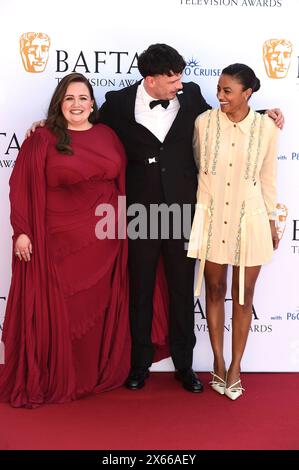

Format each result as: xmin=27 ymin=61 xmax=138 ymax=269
xmin=99 ymin=81 xmax=211 ymax=207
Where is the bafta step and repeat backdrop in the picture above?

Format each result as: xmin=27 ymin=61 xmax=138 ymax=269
xmin=0 ymin=0 xmax=298 ymax=371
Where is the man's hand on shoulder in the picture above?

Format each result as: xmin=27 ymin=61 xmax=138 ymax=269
xmin=266 ymin=108 xmax=284 ymax=129
xmin=25 ymin=119 xmax=46 ymax=139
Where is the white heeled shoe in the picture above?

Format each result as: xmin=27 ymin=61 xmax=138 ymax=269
xmin=209 ymin=372 xmax=226 ymax=395
xmin=224 ymin=379 xmax=244 ymax=400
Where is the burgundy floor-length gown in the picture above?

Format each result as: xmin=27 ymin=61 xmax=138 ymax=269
xmin=0 ymin=124 xmax=169 ymax=408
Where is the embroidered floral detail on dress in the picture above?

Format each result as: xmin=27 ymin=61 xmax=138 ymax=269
xmin=244 ymin=113 xmax=257 ymax=180
xmin=211 ymin=110 xmax=221 ymax=175
xmin=202 ymin=110 xmax=212 ymax=174
xmin=252 ymin=113 xmax=266 ymax=181
xmin=201 ymin=110 xmax=220 ymax=175
xmin=234 ymin=200 xmax=246 ymax=266
xmin=206 ymin=197 xmax=214 ymax=260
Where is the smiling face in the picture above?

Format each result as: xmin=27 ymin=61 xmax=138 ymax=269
xmin=144 ymin=72 xmax=183 ymax=100
xmin=61 ymin=82 xmax=94 ymax=130
xmin=217 ymin=74 xmax=251 ymax=120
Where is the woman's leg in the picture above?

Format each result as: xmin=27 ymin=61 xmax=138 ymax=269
xmin=204 ymin=261 xmax=228 ymax=380
xmin=227 ymin=265 xmax=261 ymax=387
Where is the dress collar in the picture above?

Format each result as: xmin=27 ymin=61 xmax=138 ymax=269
xmin=219 ymin=108 xmax=256 ymax=134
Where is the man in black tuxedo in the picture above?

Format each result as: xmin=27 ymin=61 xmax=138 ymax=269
xmin=100 ymin=44 xmax=209 ymax=392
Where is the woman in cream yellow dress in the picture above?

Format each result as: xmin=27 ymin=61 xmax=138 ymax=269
xmin=188 ymin=64 xmax=280 ymax=400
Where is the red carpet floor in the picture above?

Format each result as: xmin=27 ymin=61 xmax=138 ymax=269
xmin=0 ymin=373 xmax=298 ymax=450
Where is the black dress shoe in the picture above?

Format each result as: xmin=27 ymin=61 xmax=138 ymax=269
xmin=175 ymin=368 xmax=204 ymax=393
xmin=125 ymin=368 xmax=150 ymax=390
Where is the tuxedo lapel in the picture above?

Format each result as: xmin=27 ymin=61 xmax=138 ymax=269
xmin=176 ymin=88 xmax=186 ymax=108
xmin=122 ymin=81 xmax=140 ymax=122
xmin=163 ymin=87 xmax=188 ymax=144
xmin=122 ymin=80 xmax=162 ymax=143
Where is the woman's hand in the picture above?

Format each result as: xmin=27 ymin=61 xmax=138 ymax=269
xmin=270 ymin=220 xmax=279 ymax=250
xmin=14 ymin=234 xmax=32 ymax=261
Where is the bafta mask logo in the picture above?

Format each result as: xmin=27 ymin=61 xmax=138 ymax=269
xmin=20 ymin=32 xmax=51 ymax=73
xmin=263 ymin=39 xmax=293 ymax=79
xmin=276 ymin=203 xmax=288 ymax=240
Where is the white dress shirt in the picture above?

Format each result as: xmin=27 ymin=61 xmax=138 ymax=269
xmin=135 ymin=81 xmax=180 ymax=143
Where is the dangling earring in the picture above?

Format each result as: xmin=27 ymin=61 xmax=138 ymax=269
xmin=90 ymin=107 xmax=94 ymax=113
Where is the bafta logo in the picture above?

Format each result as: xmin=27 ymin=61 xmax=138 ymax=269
xmin=263 ymin=39 xmax=293 ymax=79
xmin=276 ymin=203 xmax=288 ymax=240
xmin=20 ymin=32 xmax=51 ymax=73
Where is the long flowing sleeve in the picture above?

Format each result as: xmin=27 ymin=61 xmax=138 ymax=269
xmin=0 ymin=129 xmax=74 ymax=407
xmin=9 ymin=132 xmax=47 ymax=241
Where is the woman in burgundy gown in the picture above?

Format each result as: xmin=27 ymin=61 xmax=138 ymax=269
xmin=0 ymin=73 xmax=134 ymax=407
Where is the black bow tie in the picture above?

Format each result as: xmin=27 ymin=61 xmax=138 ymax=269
xmin=149 ymin=99 xmax=170 ymax=109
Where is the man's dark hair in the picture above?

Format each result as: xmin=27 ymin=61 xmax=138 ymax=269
xmin=138 ymin=43 xmax=186 ymax=78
